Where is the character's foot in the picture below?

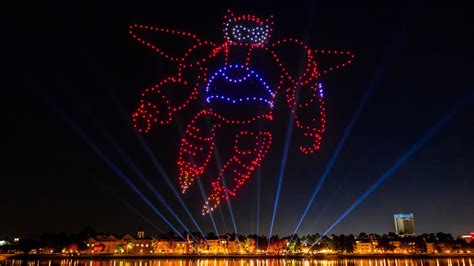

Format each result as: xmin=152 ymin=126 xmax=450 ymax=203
xmin=201 ymin=202 xmax=212 ymax=215
xmin=202 ymin=131 xmax=272 ymax=214
xmin=201 ymin=196 xmax=220 ymax=215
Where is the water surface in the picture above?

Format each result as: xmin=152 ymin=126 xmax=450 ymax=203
xmin=1 ymin=258 xmax=473 ymax=266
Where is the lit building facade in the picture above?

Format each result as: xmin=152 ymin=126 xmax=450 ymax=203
xmin=199 ymin=236 xmax=254 ymax=254
xmin=86 ymin=235 xmax=125 ymax=253
xmin=390 ymin=241 xmax=408 ymax=253
xmin=426 ymin=242 xmax=436 ymax=253
xmin=85 ymin=231 xmax=153 ymax=254
xmin=394 ymin=213 xmax=416 ymax=236
xmin=172 ymin=241 xmax=192 ymax=254
xmin=355 ymin=242 xmax=375 ymax=254
xmin=152 ymin=240 xmax=174 ymax=254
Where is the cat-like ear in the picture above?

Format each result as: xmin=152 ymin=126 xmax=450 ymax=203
xmin=265 ymin=14 xmax=274 ymax=27
xmin=223 ymin=10 xmax=235 ymax=43
xmin=224 ymin=9 xmax=235 ymax=22
xmin=264 ymin=14 xmax=275 ymax=40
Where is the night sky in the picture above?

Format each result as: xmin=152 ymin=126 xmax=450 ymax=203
xmin=3 ymin=1 xmax=473 ymax=239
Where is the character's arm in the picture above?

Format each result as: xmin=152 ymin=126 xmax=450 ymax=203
xmin=132 ymin=69 xmax=208 ymax=133
xmin=270 ymin=38 xmax=355 ymax=154
xmin=129 ymin=24 xmax=221 ymax=133
xmin=131 ymin=46 xmax=223 ymax=133
xmin=287 ymin=80 xmax=327 ymax=154
xmin=132 ymin=77 xmax=180 ymax=133
xmin=132 ymin=47 xmax=224 ymax=133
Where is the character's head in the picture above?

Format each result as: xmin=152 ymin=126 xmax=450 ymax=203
xmin=223 ymin=10 xmax=274 ymax=47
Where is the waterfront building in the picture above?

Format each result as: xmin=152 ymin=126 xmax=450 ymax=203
xmin=85 ymin=230 xmax=153 ymax=254
xmin=355 ymin=241 xmax=375 ymax=254
xmin=152 ymin=239 xmax=174 ymax=254
xmin=202 ymin=238 xmax=238 ymax=254
xmin=426 ymin=242 xmax=436 ymax=253
xmin=172 ymin=241 xmax=192 ymax=254
xmin=126 ymin=236 xmax=153 ymax=254
xmin=388 ymin=241 xmax=404 ymax=253
xmin=436 ymin=242 xmax=452 ymax=253
xmin=195 ymin=235 xmax=254 ymax=254
xmin=205 ymin=239 xmax=228 ymax=254
xmin=394 ymin=213 xmax=416 ymax=236
xmin=86 ymin=235 xmax=124 ymax=253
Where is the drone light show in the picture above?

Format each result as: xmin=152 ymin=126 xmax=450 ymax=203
xmin=129 ymin=10 xmax=355 ymax=215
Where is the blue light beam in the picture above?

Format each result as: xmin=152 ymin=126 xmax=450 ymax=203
xmin=255 ymin=167 xmax=262 ymax=248
xmin=289 ymin=73 xmax=372 ymax=242
xmin=54 ymin=109 xmax=185 ymax=240
xmin=87 ymin=114 xmax=198 ymax=242
xmin=310 ymin=90 xmax=474 ymax=248
xmin=268 ymin=3 xmax=317 ymax=241
xmin=121 ymin=201 xmax=164 ymax=234
xmin=197 ymin=177 xmax=220 ymax=236
xmin=107 ymin=90 xmax=206 ymax=240
xmin=135 ymin=135 xmax=206 ymax=240
xmin=289 ymin=26 xmax=404 ymax=242
xmin=268 ymin=109 xmax=295 ymax=244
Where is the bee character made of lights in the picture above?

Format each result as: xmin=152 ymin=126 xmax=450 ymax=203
xmin=130 ymin=10 xmax=355 ymax=215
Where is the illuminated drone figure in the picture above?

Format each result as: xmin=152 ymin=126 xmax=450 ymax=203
xmin=130 ymin=10 xmax=354 ymax=214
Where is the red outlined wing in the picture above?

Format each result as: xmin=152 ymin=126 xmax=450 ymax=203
xmin=312 ymin=48 xmax=355 ymax=75
xmin=129 ymin=23 xmax=215 ymax=63
xmin=269 ymin=38 xmax=355 ymax=82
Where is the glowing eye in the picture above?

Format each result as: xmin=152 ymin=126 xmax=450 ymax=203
xmin=229 ymin=24 xmax=268 ymax=44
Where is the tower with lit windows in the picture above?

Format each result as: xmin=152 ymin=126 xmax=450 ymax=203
xmin=394 ymin=213 xmax=416 ymax=236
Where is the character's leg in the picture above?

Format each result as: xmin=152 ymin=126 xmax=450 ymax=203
xmin=202 ymin=130 xmax=272 ymax=214
xmin=177 ymin=110 xmax=218 ymax=193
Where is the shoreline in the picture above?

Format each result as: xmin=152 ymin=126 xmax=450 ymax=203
xmin=3 ymin=254 xmax=474 ymax=260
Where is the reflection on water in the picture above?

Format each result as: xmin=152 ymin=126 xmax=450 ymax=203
xmin=1 ymin=258 xmax=473 ymax=266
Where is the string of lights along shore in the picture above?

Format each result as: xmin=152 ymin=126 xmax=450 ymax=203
xmin=130 ymin=10 xmax=355 ymax=215
xmin=2 ymin=213 xmax=473 ymax=255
